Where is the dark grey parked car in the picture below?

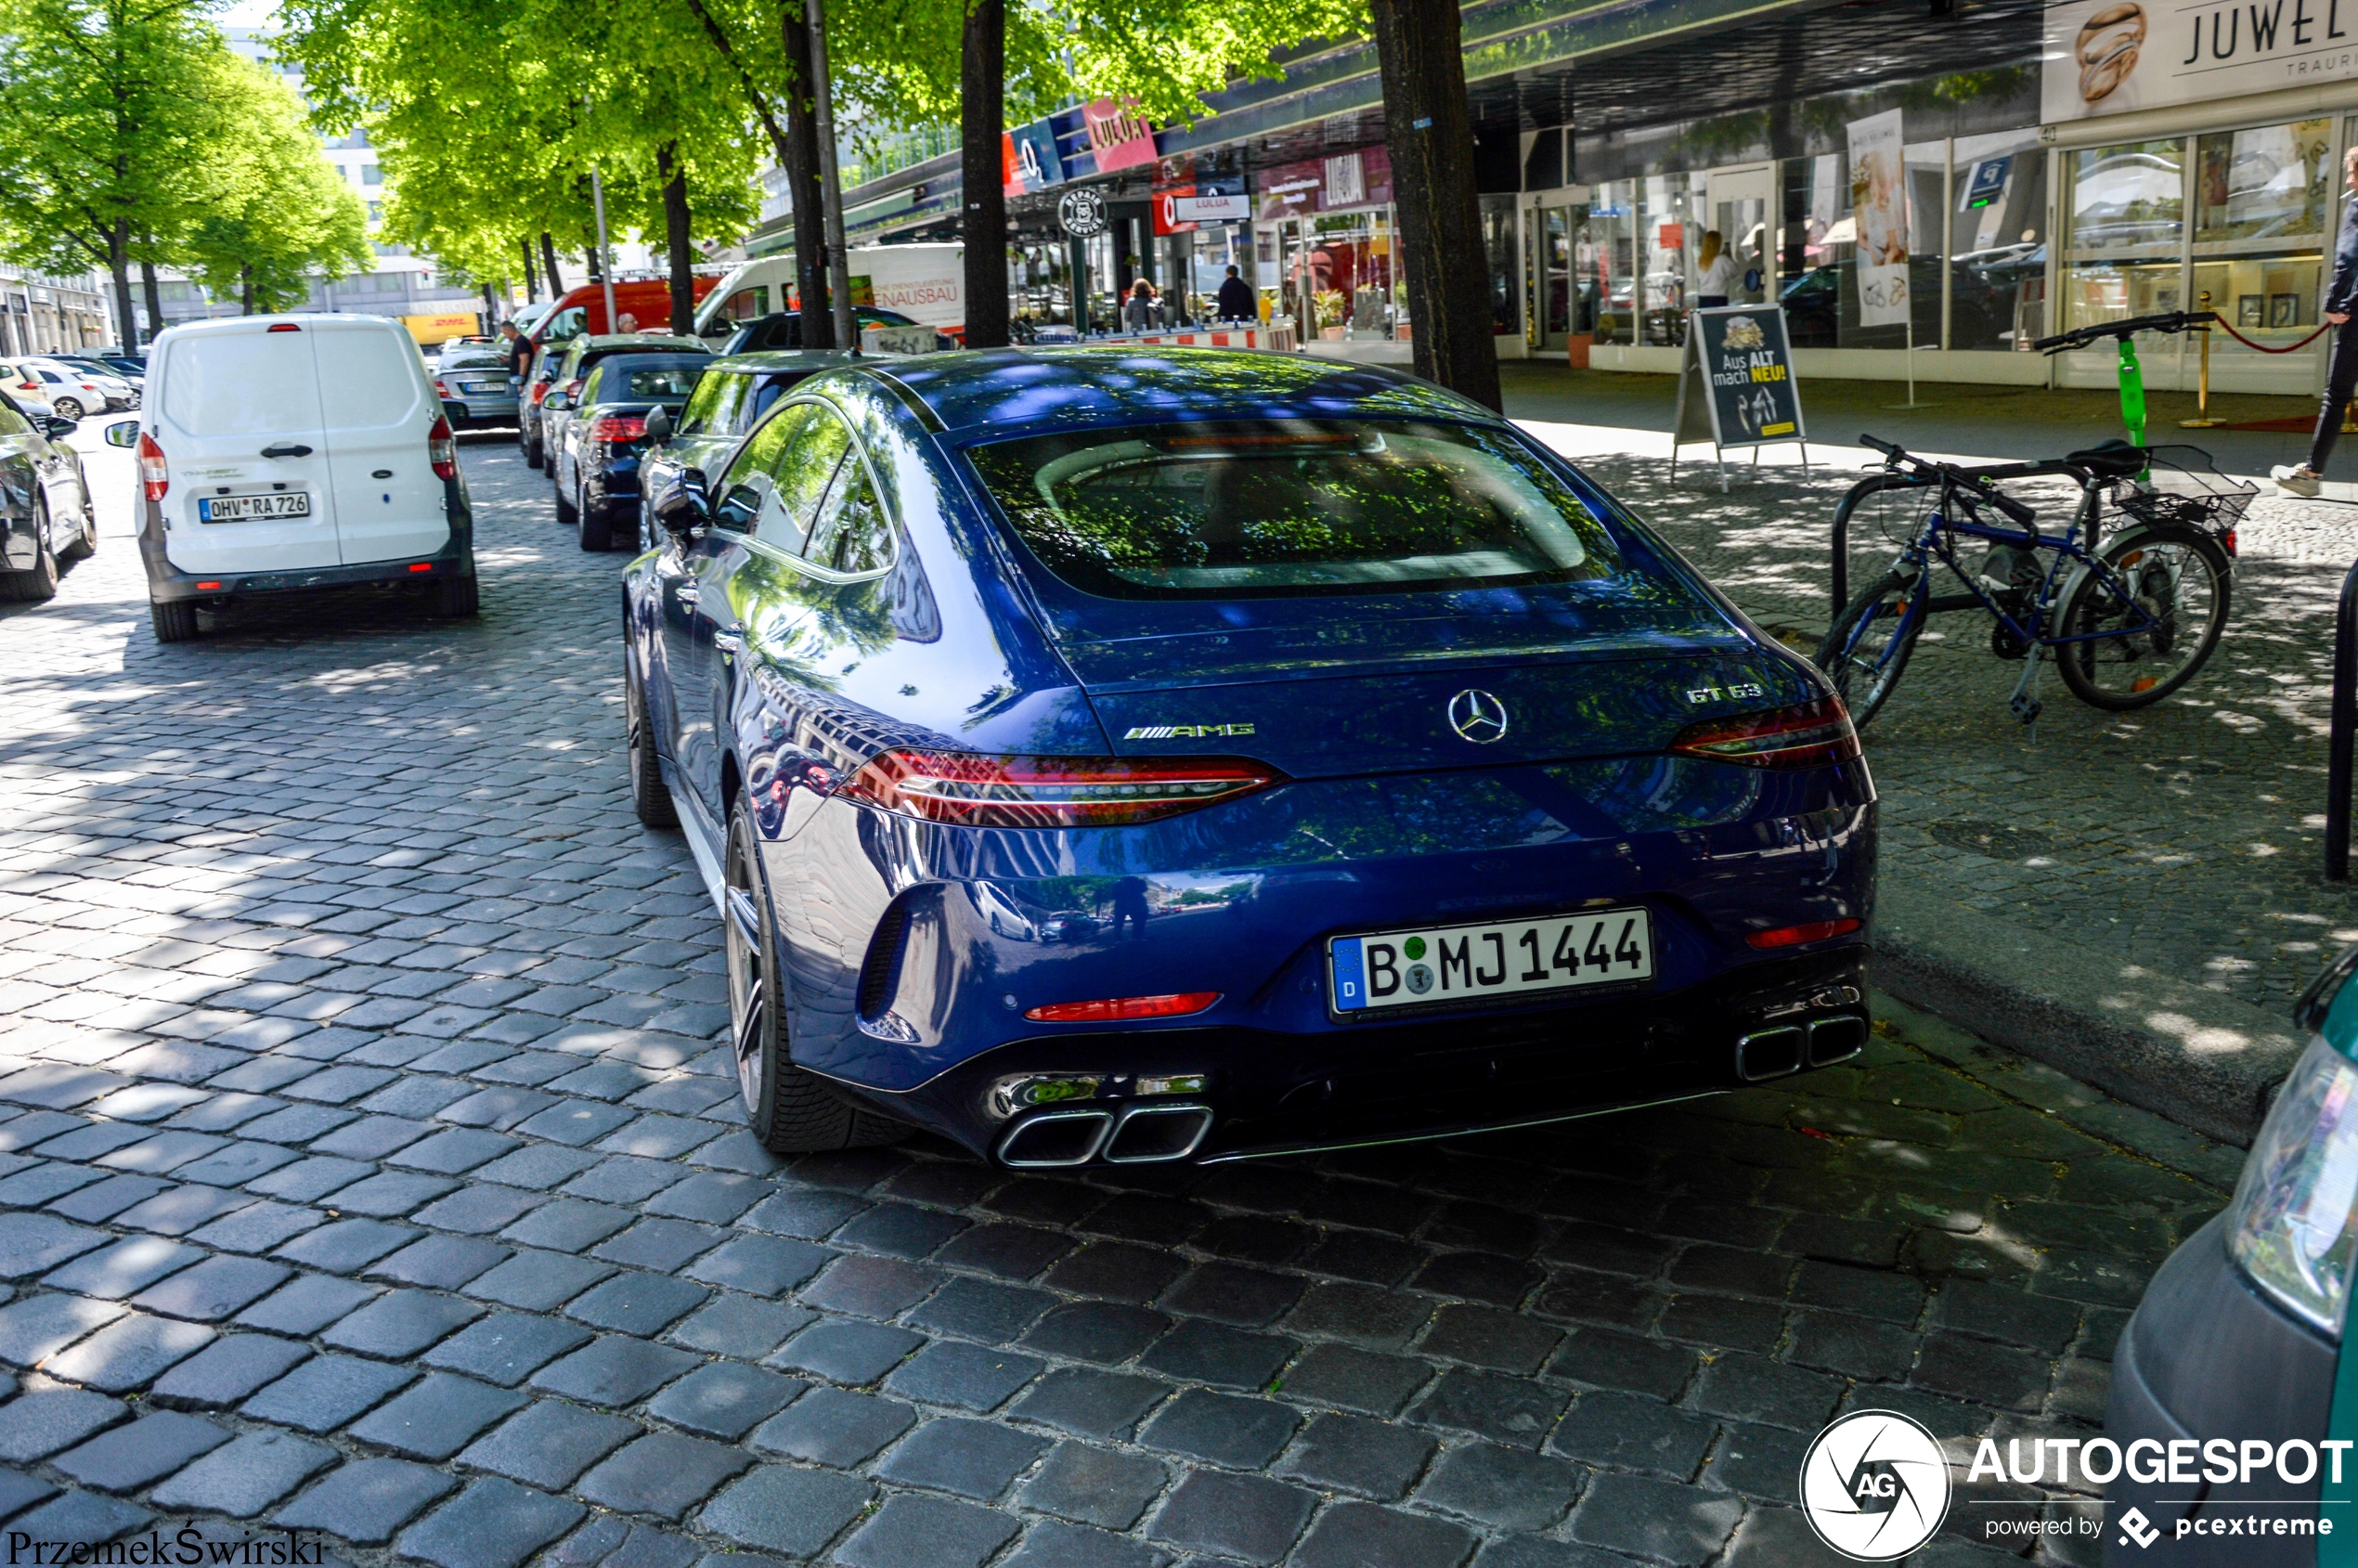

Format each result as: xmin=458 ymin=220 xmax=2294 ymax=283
xmin=633 ymin=349 xmax=857 ymax=550
xmin=2104 ymin=946 xmax=2358 ymax=1562
xmin=0 ymin=390 xmax=97 ymax=602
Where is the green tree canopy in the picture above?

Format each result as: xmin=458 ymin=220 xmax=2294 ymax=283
xmin=182 ymin=51 xmax=371 ymax=312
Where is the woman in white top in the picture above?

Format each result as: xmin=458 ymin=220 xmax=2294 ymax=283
xmin=1696 ymin=229 xmax=1741 ymax=308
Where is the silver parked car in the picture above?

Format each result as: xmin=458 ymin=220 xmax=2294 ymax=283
xmin=433 ymin=343 xmax=521 ymax=431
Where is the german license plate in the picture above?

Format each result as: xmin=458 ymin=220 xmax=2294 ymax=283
xmin=1328 ymin=908 xmax=1652 ymax=1014
xmin=463 ymin=382 xmax=507 ymax=394
xmin=198 ymin=492 xmax=311 ymax=523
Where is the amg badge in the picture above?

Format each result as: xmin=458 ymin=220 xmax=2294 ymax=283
xmin=1124 ymin=723 xmax=1256 ymax=739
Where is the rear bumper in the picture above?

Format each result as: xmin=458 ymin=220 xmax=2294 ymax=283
xmin=844 ymin=944 xmax=1870 ymax=1164
xmin=2103 ymin=1215 xmax=2332 ymax=1565
xmin=139 ymin=485 xmax=474 ymax=603
xmin=443 ymin=397 xmax=518 ymax=428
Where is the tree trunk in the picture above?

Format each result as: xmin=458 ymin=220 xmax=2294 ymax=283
xmin=659 ymin=142 xmax=696 ymax=332
xmin=138 ymin=259 xmax=162 ymax=346
xmin=105 ymin=228 xmax=136 ymax=354
xmin=582 ymin=228 xmax=603 ymax=285
xmin=240 ymin=266 xmax=255 ymax=316
xmin=541 ymin=232 xmax=566 ymax=294
xmin=959 ymin=0 xmax=1008 ymax=349
xmin=781 ymin=3 xmax=831 ymax=347
xmin=522 ymin=237 xmax=541 ymax=303
xmin=1370 ymin=0 xmax=1500 ymax=410
xmin=483 ymin=282 xmax=499 ymax=324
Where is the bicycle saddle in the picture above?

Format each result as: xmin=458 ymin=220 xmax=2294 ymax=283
xmin=2064 ymin=440 xmax=2147 ymax=478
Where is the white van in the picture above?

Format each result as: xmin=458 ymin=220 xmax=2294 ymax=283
xmin=110 ymin=314 xmax=478 ymax=642
xmin=692 ymin=244 xmax=965 ymax=340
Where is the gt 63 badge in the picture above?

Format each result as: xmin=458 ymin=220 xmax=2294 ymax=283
xmin=1798 ymin=1409 xmax=1953 ymax=1561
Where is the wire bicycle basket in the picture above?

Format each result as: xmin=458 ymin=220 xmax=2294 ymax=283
xmin=2110 ymin=446 xmax=2257 ymax=538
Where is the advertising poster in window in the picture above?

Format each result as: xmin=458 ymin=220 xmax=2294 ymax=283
xmin=1846 ymin=110 xmax=1911 ymax=329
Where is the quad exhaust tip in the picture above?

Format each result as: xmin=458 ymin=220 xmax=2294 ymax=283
xmin=1736 ymin=1013 xmax=1868 ymax=1082
xmin=998 ymin=1103 xmax=1212 ymax=1168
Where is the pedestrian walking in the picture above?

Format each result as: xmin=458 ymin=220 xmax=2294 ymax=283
xmin=2275 ymin=148 xmax=2358 ymax=496
xmin=1696 ymin=230 xmax=1739 ymax=309
xmin=499 ymin=320 xmax=528 ymax=377
xmin=1215 ymin=265 xmax=1255 ymax=323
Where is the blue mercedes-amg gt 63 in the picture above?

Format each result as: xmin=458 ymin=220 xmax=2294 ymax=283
xmin=622 ymin=347 xmax=1875 ymax=1167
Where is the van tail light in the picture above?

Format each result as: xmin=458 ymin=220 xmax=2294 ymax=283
xmin=839 ymin=750 xmax=1283 ymax=828
xmin=136 ymin=432 xmax=168 ymax=501
xmin=428 ymin=414 xmax=456 ymax=480
xmin=590 ymin=413 xmax=646 ymax=446
xmin=1668 ymin=696 xmax=1859 ymax=770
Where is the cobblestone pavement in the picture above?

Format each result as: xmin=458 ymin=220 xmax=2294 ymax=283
xmin=1535 ymin=397 xmax=2358 ymax=1019
xmin=0 ymin=430 xmax=2253 ymax=1568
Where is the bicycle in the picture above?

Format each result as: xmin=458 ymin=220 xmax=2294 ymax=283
xmin=1815 ymin=435 xmax=2238 ymax=729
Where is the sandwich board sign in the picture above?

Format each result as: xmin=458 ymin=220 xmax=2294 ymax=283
xmin=1670 ymin=304 xmax=1809 ymax=490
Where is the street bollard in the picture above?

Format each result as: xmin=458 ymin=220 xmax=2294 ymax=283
xmin=2328 ymin=557 xmax=2358 ymax=881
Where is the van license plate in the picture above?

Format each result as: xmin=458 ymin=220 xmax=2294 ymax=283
xmin=1328 ymin=909 xmax=1652 ymax=1013
xmin=199 ymin=493 xmax=311 ymax=523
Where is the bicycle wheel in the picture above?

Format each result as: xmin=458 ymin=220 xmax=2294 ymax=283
xmin=1831 ymin=473 xmax=1932 ymax=614
xmin=2052 ymin=522 xmax=2231 ymax=711
xmin=1815 ymin=571 xmax=1924 ymax=730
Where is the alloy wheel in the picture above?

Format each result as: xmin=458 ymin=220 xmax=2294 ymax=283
xmin=724 ymin=827 xmax=769 ymax=1114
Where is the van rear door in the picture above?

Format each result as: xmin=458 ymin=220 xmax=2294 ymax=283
xmin=153 ymin=321 xmax=340 ymax=576
xmin=314 ymin=318 xmax=449 ymax=566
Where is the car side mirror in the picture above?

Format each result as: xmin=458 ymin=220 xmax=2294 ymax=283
xmin=653 ymin=468 xmax=711 ymax=534
xmin=644 ymin=406 xmax=673 ymax=445
xmin=39 ymin=416 xmax=76 ymax=440
xmin=542 ymin=393 xmax=569 ymax=412
xmin=103 ymin=420 xmax=138 ymax=447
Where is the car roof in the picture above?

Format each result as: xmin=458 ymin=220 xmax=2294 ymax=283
xmin=576 ymin=333 xmax=706 ymax=350
xmin=587 ymin=353 xmax=711 ymax=383
xmin=707 ymin=350 xmax=865 ymax=374
xmin=876 ymin=346 xmax=1492 ymax=434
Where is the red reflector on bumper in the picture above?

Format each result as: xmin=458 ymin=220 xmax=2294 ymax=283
xmin=408 ymin=563 xmax=433 ymax=573
xmin=1024 ymin=992 xmax=1220 ymax=1024
xmin=1745 ymin=918 xmax=1863 ymax=950
xmin=195 ymin=581 xmax=222 ymax=590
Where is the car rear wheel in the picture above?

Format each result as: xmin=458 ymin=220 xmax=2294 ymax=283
xmin=5 ymin=507 xmax=59 ymax=602
xmin=149 ymin=600 xmax=198 ymax=641
xmin=579 ymin=503 xmax=613 ymax=551
xmin=49 ymin=397 xmax=83 ymax=421
xmin=553 ymin=461 xmax=578 ymax=526
xmin=726 ymin=796 xmax=906 ymax=1154
xmin=525 ymin=428 xmax=544 ymax=470
xmin=626 ymin=657 xmax=677 ymax=829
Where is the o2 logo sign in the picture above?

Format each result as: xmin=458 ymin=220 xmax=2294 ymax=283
xmin=1798 ymin=1410 xmax=1953 ymax=1561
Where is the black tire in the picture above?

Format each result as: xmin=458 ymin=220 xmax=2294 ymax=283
xmin=50 ymin=397 xmax=83 ymax=421
xmin=626 ymin=655 xmax=678 ymax=829
xmin=430 ymin=576 xmax=479 ymax=618
xmin=726 ymin=795 xmax=907 ymax=1154
xmin=149 ymin=599 xmax=198 ymax=642
xmin=578 ymin=503 xmax=613 ymax=551
xmin=524 ymin=421 xmax=544 ymax=470
xmin=2053 ymin=523 xmax=2231 ymax=711
xmin=5 ymin=509 xmax=58 ymax=602
xmin=553 ymin=461 xmax=578 ymax=526
xmin=1814 ymin=571 xmax=1924 ymax=731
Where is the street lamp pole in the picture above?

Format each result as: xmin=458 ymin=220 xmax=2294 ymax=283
xmin=806 ymin=0 xmax=855 ymax=352
xmin=590 ymin=163 xmax=618 ymax=331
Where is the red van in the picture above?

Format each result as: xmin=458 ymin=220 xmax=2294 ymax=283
xmin=523 ymin=279 xmax=719 ymax=359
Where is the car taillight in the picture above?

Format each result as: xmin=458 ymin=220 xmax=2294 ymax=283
xmin=590 ymin=413 xmax=646 ymax=445
xmin=136 ymin=432 xmax=167 ymax=501
xmin=529 ymin=382 xmax=549 ymax=404
xmin=839 ymin=750 xmax=1282 ymax=828
xmin=434 ymin=379 xmax=449 ymax=396
xmin=1668 ymin=696 xmax=1860 ymax=770
xmin=428 ymin=414 xmax=456 ymax=480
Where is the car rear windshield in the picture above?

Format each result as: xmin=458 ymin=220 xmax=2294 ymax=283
xmin=620 ymin=368 xmax=703 ymax=400
xmin=965 ymin=419 xmax=1626 ymax=600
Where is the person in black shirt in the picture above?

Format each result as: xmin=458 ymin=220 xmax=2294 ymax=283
xmin=2275 ymin=148 xmax=2358 ymax=495
xmin=1214 ymin=265 xmax=1256 ymax=323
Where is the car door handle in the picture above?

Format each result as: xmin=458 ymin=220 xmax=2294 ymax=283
xmin=712 ymin=629 xmax=742 ymax=655
xmin=261 ymin=443 xmax=313 ymax=459
xmin=676 ymin=583 xmax=700 ymax=606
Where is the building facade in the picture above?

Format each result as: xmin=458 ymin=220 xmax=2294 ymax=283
xmin=0 ymin=270 xmax=114 ymax=356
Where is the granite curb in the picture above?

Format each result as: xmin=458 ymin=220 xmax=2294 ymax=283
xmin=1871 ymin=879 xmax=2306 ymax=1148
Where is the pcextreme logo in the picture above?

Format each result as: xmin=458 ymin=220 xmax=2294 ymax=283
xmin=1798 ymin=1410 xmax=1952 ymax=1561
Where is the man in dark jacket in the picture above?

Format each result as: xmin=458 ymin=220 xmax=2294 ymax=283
xmin=1214 ymin=265 xmax=1256 ymax=323
xmin=2276 ymin=148 xmax=2358 ymax=495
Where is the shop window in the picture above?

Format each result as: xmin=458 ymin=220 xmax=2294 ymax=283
xmin=1636 ymin=175 xmax=1700 ymax=346
xmin=2190 ymin=119 xmax=2330 ymax=340
xmin=1950 ymin=130 xmax=2049 ymax=351
xmin=1591 ymin=183 xmax=1639 ymax=346
xmin=2064 ymin=139 xmax=2183 ymax=332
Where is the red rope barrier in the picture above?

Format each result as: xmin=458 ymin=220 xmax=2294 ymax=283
xmin=2211 ymin=318 xmax=2336 ymax=354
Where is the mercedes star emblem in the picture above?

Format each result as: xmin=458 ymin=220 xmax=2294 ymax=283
xmin=1447 ymin=688 xmax=1509 ymax=744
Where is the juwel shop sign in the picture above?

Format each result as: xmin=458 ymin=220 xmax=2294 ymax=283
xmin=2041 ymin=0 xmax=2358 ymax=120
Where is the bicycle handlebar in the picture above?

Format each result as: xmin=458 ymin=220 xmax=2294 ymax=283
xmin=2029 ymin=310 xmax=2219 ymax=355
xmin=1855 ymin=434 xmax=2043 ymax=525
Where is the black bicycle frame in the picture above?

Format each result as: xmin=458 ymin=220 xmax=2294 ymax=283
xmin=1885 ymin=477 xmax=2157 ymax=654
